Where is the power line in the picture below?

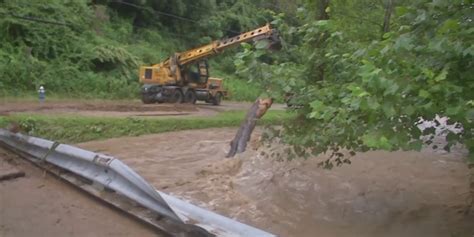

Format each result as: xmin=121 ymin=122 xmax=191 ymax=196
xmin=0 ymin=1 xmax=262 ymax=38
xmin=185 ymin=2 xmax=215 ymax=12
xmin=132 ymin=24 xmax=197 ymax=41
xmin=109 ymin=0 xmax=241 ymax=34
xmin=0 ymin=6 xmax=197 ymax=41
xmin=0 ymin=2 xmax=74 ymax=29
xmin=0 ymin=10 xmax=195 ymax=43
xmin=0 ymin=11 xmax=72 ymax=27
xmin=109 ymin=1 xmax=239 ymax=36
xmin=109 ymin=1 xmax=197 ymax=24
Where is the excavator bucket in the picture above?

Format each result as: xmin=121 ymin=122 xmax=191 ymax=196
xmin=268 ymin=29 xmax=282 ymax=51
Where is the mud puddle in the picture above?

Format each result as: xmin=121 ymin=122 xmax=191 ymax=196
xmin=78 ymin=128 xmax=474 ymax=237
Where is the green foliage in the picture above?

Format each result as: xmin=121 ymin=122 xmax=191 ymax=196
xmin=0 ymin=0 xmax=278 ymax=100
xmin=223 ymin=78 xmax=263 ymax=101
xmin=211 ymin=68 xmax=262 ymax=101
xmin=237 ymin=0 xmax=473 ymax=166
xmin=0 ymin=1 xmax=147 ymax=98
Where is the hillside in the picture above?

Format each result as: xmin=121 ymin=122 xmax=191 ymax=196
xmin=0 ymin=0 xmax=287 ymax=100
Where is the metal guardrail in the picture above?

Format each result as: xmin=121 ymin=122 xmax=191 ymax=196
xmin=0 ymin=129 xmax=275 ymax=237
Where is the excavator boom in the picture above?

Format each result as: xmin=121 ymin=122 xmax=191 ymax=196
xmin=177 ymin=24 xmax=279 ymax=66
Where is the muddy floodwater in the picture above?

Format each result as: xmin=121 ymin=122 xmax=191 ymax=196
xmin=79 ymin=128 xmax=474 ymax=237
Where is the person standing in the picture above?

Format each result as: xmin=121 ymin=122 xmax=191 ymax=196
xmin=38 ymin=86 xmax=45 ymax=103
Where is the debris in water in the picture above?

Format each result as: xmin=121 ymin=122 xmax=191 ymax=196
xmin=227 ymin=98 xmax=273 ymax=158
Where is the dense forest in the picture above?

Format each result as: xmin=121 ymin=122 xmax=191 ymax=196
xmin=0 ymin=0 xmax=292 ymax=99
xmin=0 ymin=0 xmax=472 ymax=164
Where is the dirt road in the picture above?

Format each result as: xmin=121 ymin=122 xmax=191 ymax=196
xmin=0 ymin=148 xmax=161 ymax=237
xmin=79 ymin=128 xmax=474 ymax=237
xmin=0 ymin=100 xmax=284 ymax=118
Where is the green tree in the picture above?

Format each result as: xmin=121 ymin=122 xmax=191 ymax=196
xmin=236 ymin=0 xmax=473 ymax=167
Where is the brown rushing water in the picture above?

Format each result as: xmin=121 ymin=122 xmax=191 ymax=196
xmin=79 ymin=128 xmax=474 ymax=237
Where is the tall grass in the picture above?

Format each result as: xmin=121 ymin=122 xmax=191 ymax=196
xmin=0 ymin=110 xmax=292 ymax=143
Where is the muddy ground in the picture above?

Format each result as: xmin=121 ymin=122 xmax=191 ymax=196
xmin=0 ymin=100 xmax=285 ymax=118
xmin=79 ymin=128 xmax=474 ymax=237
xmin=0 ymin=148 xmax=162 ymax=237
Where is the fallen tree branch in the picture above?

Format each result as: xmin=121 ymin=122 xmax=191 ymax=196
xmin=226 ymin=98 xmax=273 ymax=158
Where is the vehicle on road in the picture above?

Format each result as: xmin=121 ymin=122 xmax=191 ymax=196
xmin=139 ymin=24 xmax=280 ymax=105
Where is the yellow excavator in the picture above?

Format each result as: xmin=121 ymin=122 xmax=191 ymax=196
xmin=138 ymin=24 xmax=280 ymax=105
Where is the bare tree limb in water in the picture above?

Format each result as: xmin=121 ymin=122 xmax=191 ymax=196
xmin=226 ymin=98 xmax=273 ymax=158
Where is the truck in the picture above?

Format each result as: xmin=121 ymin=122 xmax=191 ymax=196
xmin=138 ymin=24 xmax=280 ymax=105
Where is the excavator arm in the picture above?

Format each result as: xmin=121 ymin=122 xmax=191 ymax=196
xmin=141 ymin=24 xmax=279 ymax=84
xmin=176 ymin=24 xmax=279 ymax=66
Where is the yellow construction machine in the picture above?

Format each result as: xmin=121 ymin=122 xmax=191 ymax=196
xmin=138 ymin=24 xmax=280 ymax=105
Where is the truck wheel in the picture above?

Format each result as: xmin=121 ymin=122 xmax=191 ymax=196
xmin=212 ymin=93 xmax=222 ymax=106
xmin=184 ymin=90 xmax=197 ymax=104
xmin=141 ymin=93 xmax=155 ymax=104
xmin=171 ymin=90 xmax=183 ymax=103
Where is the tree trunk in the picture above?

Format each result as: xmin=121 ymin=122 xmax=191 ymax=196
xmin=316 ymin=0 xmax=330 ymax=81
xmin=382 ymin=0 xmax=395 ymax=38
xmin=317 ymin=0 xmax=330 ymax=21
xmin=226 ymin=98 xmax=273 ymax=158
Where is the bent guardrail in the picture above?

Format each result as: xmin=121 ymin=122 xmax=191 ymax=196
xmin=0 ymin=129 xmax=275 ymax=237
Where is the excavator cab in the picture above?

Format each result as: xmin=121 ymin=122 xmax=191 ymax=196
xmin=186 ymin=60 xmax=209 ymax=86
xmin=197 ymin=60 xmax=209 ymax=84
